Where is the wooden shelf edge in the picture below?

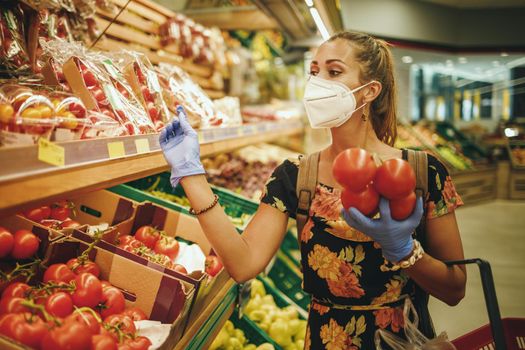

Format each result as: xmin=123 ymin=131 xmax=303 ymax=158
xmin=174 ymin=279 xmax=236 ymax=350
xmin=0 ymin=123 xmax=304 ymax=216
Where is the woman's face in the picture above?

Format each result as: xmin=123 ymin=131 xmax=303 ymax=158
xmin=309 ymin=39 xmax=363 ymax=90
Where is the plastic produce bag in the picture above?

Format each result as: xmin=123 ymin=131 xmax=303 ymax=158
xmin=0 ymin=5 xmax=31 ymax=74
xmin=375 ymin=298 xmax=457 ymax=350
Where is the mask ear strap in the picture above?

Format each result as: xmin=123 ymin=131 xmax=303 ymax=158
xmin=350 ymin=80 xmax=377 ymax=93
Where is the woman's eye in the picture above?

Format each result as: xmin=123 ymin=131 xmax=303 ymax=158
xmin=329 ymin=70 xmax=341 ymax=76
xmin=310 ymin=70 xmax=319 ymax=76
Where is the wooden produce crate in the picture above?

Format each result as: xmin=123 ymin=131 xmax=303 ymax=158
xmin=93 ymin=0 xmax=225 ymax=98
xmin=509 ymin=167 xmax=525 ymax=200
xmin=452 ymin=165 xmax=497 ymax=204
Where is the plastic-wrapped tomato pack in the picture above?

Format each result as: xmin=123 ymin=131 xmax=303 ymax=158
xmin=0 ymin=5 xmax=31 ymax=74
xmin=0 ymin=84 xmax=57 ymax=146
xmin=157 ymin=64 xmax=225 ymax=128
xmin=124 ymin=55 xmax=172 ymax=131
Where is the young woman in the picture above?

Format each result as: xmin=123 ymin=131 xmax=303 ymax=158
xmin=160 ymin=31 xmax=466 ymax=349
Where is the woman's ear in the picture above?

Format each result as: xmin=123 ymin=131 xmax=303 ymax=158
xmin=363 ymin=81 xmax=382 ymax=104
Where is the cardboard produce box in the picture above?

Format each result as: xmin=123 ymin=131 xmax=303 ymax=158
xmin=44 ymin=236 xmax=195 ymax=348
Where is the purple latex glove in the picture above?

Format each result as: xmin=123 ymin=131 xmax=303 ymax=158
xmin=159 ymin=106 xmax=205 ymax=187
xmin=341 ymin=197 xmax=424 ymax=262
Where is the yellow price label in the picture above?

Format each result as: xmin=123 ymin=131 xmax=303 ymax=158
xmin=107 ymin=141 xmax=125 ymax=159
xmin=135 ymin=139 xmax=150 ymax=154
xmin=38 ymin=138 xmax=65 ymax=166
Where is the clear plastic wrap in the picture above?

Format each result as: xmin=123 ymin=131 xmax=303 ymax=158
xmin=0 ymin=5 xmax=31 ymax=74
xmin=47 ymin=90 xmax=90 ymax=141
xmin=157 ymin=64 xmax=225 ymax=128
xmin=0 ymin=84 xmax=57 ymax=147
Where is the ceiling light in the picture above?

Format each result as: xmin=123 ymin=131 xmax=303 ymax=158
xmin=458 ymin=57 xmax=467 ymax=64
xmin=401 ymin=56 xmax=413 ymax=64
xmin=492 ymin=61 xmax=500 ymax=67
xmin=501 ymin=52 xmax=509 ymax=57
xmin=446 ymin=59 xmax=453 ymax=66
xmin=504 ymin=127 xmax=519 ymax=138
xmin=309 ymin=7 xmax=330 ymax=40
xmin=305 ymin=0 xmax=314 ymax=7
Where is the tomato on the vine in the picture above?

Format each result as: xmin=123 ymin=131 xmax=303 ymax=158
xmin=204 ymin=256 xmax=223 ymax=277
xmin=23 ymin=206 xmax=51 ymax=222
xmin=374 ymin=158 xmax=416 ymax=199
xmin=72 ymin=272 xmax=103 ymax=308
xmin=98 ymin=285 xmax=125 ymax=319
xmin=51 ymin=206 xmax=71 ymax=221
xmin=134 ymin=226 xmax=160 ymax=249
xmin=0 ymin=227 xmax=14 ymax=258
xmin=0 ymin=296 xmax=30 ymax=314
xmin=341 ymin=186 xmax=380 ymax=217
xmin=0 ymin=312 xmax=47 ymax=349
xmin=104 ymin=314 xmax=136 ymax=334
xmin=2 ymin=282 xmax=30 ymax=299
xmin=67 ymin=258 xmax=101 ymax=278
xmin=389 ymin=192 xmax=417 ymax=221
xmin=41 ymin=319 xmax=93 ymax=350
xmin=43 ymin=263 xmax=76 ymax=283
xmin=91 ymin=334 xmax=118 ymax=350
xmin=121 ymin=307 xmax=147 ymax=321
xmin=118 ymin=336 xmax=152 ymax=350
xmin=332 ymin=148 xmax=377 ymax=192
xmin=153 ymin=236 xmax=179 ymax=260
xmin=11 ymin=230 xmax=39 ymax=259
xmin=45 ymin=291 xmax=74 ymax=318
xmin=66 ymin=310 xmax=101 ymax=335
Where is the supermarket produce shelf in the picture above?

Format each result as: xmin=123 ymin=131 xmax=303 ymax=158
xmin=175 ymin=279 xmax=237 ymax=350
xmin=0 ymin=120 xmax=303 ymax=216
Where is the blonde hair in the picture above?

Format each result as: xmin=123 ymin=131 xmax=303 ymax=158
xmin=328 ymin=31 xmax=397 ymax=146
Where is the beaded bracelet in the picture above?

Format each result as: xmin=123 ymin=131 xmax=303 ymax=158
xmin=380 ymin=239 xmax=424 ymax=272
xmin=189 ymin=194 xmax=219 ymax=215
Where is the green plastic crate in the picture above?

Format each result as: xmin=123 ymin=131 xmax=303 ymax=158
xmin=229 ymin=313 xmax=281 ymax=348
xmin=267 ymin=251 xmax=310 ymax=312
xmin=280 ymin=229 xmax=300 ymax=268
xmin=109 ymin=172 xmax=258 ymax=230
xmin=185 ymin=283 xmax=238 ymax=350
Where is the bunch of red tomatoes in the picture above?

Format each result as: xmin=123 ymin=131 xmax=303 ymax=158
xmin=333 ymin=148 xmax=417 ymax=220
xmin=0 ymin=258 xmax=151 ymax=350
xmin=0 ymin=227 xmax=39 ymax=260
xmin=23 ymin=200 xmax=81 ymax=230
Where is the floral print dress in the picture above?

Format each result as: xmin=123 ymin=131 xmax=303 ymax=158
xmin=260 ymin=152 xmax=463 ymax=350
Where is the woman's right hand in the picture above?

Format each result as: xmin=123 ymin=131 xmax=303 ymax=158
xmin=159 ymin=106 xmax=205 ymax=187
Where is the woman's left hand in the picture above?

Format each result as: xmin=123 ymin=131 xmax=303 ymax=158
xmin=341 ymin=197 xmax=424 ymax=262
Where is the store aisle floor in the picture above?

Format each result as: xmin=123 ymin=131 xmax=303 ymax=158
xmin=428 ymin=200 xmax=525 ymax=340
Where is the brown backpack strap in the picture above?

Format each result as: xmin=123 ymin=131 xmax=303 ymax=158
xmin=296 ymin=152 xmax=320 ymax=245
xmin=406 ymin=149 xmax=428 ymax=200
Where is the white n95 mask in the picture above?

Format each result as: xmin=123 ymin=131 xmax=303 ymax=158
xmin=303 ymin=75 xmax=375 ymax=128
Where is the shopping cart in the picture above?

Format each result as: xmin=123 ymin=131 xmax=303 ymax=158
xmin=445 ymin=259 xmax=525 ymax=350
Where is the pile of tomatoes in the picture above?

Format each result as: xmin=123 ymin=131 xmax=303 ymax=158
xmin=0 ymin=258 xmax=151 ymax=350
xmin=132 ymin=63 xmax=167 ymax=131
xmin=333 ymin=148 xmax=417 ymax=220
xmin=0 ymin=227 xmax=40 ymax=260
xmin=117 ymin=225 xmax=223 ymax=277
xmin=23 ymin=200 xmax=81 ymax=231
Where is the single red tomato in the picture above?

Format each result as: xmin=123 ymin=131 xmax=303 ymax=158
xmin=60 ymin=219 xmax=82 ymax=229
xmin=341 ymin=186 xmax=380 ymax=217
xmin=67 ymin=258 xmax=101 ymax=278
xmin=41 ymin=319 xmax=93 ymax=350
xmin=91 ymin=334 xmax=118 ymax=350
xmin=135 ymin=67 xmax=145 ymax=84
xmin=0 ymin=313 xmax=47 ymax=349
xmin=0 ymin=296 xmax=30 ymax=314
xmin=72 ymin=273 xmax=103 ymax=308
xmin=153 ymin=236 xmax=179 ymax=260
xmin=98 ymin=286 xmax=125 ymax=319
xmin=51 ymin=206 xmax=71 ymax=221
xmin=0 ymin=227 xmax=14 ymax=258
xmin=69 ymin=102 xmax=86 ymax=118
xmin=332 ymin=148 xmax=377 ymax=192
xmin=121 ymin=307 xmax=147 ymax=321
xmin=104 ymin=314 xmax=136 ymax=334
xmin=117 ymin=235 xmax=134 ymax=245
xmin=23 ymin=205 xmax=51 ymax=222
xmin=43 ymin=263 xmax=76 ymax=283
xmin=2 ymin=282 xmax=30 ymax=299
xmin=66 ymin=310 xmax=101 ymax=335
xmin=118 ymin=235 xmax=142 ymax=249
xmin=118 ymin=336 xmax=151 ymax=350
xmin=374 ymin=158 xmax=416 ymax=199
xmin=45 ymin=291 xmax=74 ymax=318
xmin=141 ymin=86 xmax=153 ymax=103
xmin=11 ymin=230 xmax=39 ymax=259
xmin=204 ymin=255 xmax=223 ymax=277
xmin=134 ymin=226 xmax=160 ymax=249
xmin=389 ymin=192 xmax=417 ymax=221
xmin=172 ymin=264 xmax=187 ymax=275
